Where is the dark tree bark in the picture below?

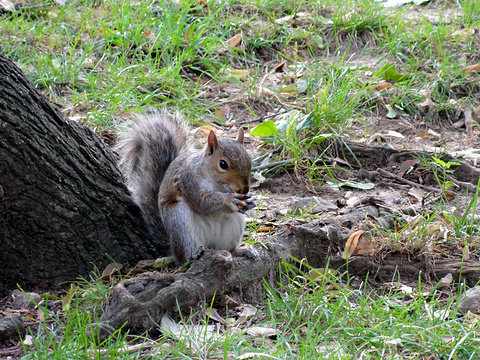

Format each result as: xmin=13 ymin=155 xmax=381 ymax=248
xmin=0 ymin=55 xmax=162 ymax=296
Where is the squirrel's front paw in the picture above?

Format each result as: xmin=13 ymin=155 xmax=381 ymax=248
xmin=190 ymin=245 xmax=206 ymax=261
xmin=232 ymin=193 xmax=256 ymax=213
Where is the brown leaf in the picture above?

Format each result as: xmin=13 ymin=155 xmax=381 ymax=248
xmin=272 ymin=61 xmax=286 ymax=72
xmin=101 ymin=262 xmax=123 ymax=280
xmin=418 ymin=96 xmax=435 ymax=112
xmin=443 ymin=190 xmax=456 ymax=200
xmin=438 ymin=273 xmax=452 ymax=288
xmin=197 ymin=125 xmax=218 ymax=136
xmin=474 ymin=104 xmax=480 ymax=119
xmin=225 ymin=33 xmax=242 ymax=48
xmin=408 ymin=187 xmax=425 ymax=203
xmin=215 ymin=104 xmax=230 ymax=121
xmin=342 ymin=230 xmax=365 ymax=259
xmin=353 ymin=236 xmax=378 ymax=256
xmin=206 ymin=308 xmax=226 ymax=325
xmin=36 ymin=309 xmax=45 ymax=321
xmin=463 ymin=243 xmax=470 ymax=261
xmin=398 ymin=159 xmax=419 ymax=177
xmin=238 ymin=304 xmax=258 ymax=318
xmin=464 ymin=63 xmax=480 ymax=73
xmin=373 ymin=81 xmax=393 ymax=91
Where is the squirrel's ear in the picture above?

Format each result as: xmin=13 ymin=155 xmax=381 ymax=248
xmin=236 ymin=127 xmax=244 ymax=144
xmin=206 ymin=130 xmax=218 ymax=155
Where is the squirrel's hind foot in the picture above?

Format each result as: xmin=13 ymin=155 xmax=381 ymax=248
xmin=231 ymin=245 xmax=259 ymax=260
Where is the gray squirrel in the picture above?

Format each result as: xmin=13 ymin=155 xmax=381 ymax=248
xmin=116 ymin=108 xmax=256 ymax=264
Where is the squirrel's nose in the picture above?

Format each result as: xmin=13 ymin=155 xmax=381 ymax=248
xmin=237 ymin=186 xmax=249 ymax=195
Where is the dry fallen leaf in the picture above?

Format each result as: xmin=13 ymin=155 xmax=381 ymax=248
xmin=443 ymin=190 xmax=456 ymax=201
xmin=474 ymin=104 xmax=480 ymax=120
xmin=215 ymin=104 xmax=231 ymax=121
xmin=0 ymin=0 xmax=16 ymax=12
xmin=36 ymin=309 xmax=45 ymax=321
xmin=206 ymin=308 xmax=226 ymax=325
xmin=373 ymin=81 xmax=393 ymax=91
xmin=254 ymin=85 xmax=275 ymax=97
xmin=398 ymin=159 xmax=420 ymax=177
xmin=451 ymin=28 xmax=475 ymax=40
xmin=101 ymin=262 xmax=123 ymax=280
xmin=238 ymin=304 xmax=257 ymax=318
xmin=226 ymin=33 xmax=242 ymax=48
xmin=353 ymin=236 xmax=378 ymax=256
xmin=408 ymin=187 xmax=425 ymax=203
xmin=464 ymin=63 xmax=480 ymax=73
xmin=415 ymin=131 xmax=437 ymax=139
xmin=463 ymin=243 xmax=470 ymax=261
xmin=272 ymin=61 xmax=286 ymax=72
xmin=184 ymin=29 xmax=193 ymax=44
xmin=23 ymin=334 xmax=34 ymax=347
xmin=399 ymin=283 xmax=413 ymax=294
xmin=342 ymin=230 xmax=365 ymax=259
xmin=438 ymin=273 xmax=452 ymax=288
xmin=246 ymin=326 xmax=276 ymax=338
xmin=442 ymin=335 xmax=454 ymax=344
xmin=418 ymin=95 xmax=435 ymax=112
xmin=196 ymin=125 xmax=218 ymax=136
xmin=385 ymin=338 xmax=402 ymax=346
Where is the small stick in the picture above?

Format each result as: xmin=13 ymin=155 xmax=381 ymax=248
xmin=236 ymin=105 xmax=288 ymax=126
xmin=377 ymin=168 xmax=443 ymax=193
xmin=251 ymin=157 xmax=334 ymax=172
xmin=252 ymin=160 xmax=291 ymax=172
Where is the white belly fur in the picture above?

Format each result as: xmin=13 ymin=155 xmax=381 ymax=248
xmin=190 ymin=211 xmax=245 ymax=251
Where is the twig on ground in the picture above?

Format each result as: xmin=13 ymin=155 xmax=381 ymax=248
xmin=377 ymin=168 xmax=444 ymax=193
xmin=252 ymin=160 xmax=291 ymax=172
xmin=235 ymin=105 xmax=288 ymax=126
xmin=251 ymin=157 xmax=334 ymax=172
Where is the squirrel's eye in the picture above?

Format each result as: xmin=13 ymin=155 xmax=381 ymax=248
xmin=219 ymin=160 xmax=229 ymax=170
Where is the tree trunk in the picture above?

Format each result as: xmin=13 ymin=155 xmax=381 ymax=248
xmin=0 ymin=55 xmax=162 ymax=296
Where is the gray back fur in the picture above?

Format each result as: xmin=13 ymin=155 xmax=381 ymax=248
xmin=115 ymin=108 xmax=188 ymax=253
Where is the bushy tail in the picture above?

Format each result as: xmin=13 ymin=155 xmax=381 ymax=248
xmin=116 ymin=108 xmax=188 ymax=255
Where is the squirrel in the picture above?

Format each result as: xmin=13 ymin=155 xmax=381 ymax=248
xmin=116 ymin=108 xmax=256 ymax=265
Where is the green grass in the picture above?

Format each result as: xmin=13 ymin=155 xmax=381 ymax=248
xmin=2 ymin=0 xmax=478 ymax=132
xmin=257 ymin=262 xmax=479 ymax=359
xmin=16 ymin=261 xmax=480 ymax=359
